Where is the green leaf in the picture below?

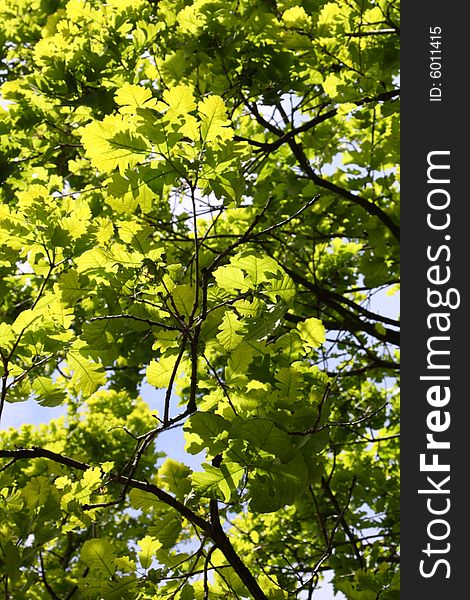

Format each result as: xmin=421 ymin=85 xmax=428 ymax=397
xmin=213 ymin=265 xmax=251 ymax=292
xmin=107 ymin=170 xmax=155 ymax=214
xmin=230 ymin=418 xmax=293 ymax=463
xmin=115 ymin=83 xmax=157 ymax=112
xmin=80 ymin=115 xmax=149 ymax=173
xmin=66 ymin=345 xmax=106 ymax=396
xmin=23 ymin=476 xmax=51 ymax=510
xmin=381 ymin=591 xmax=400 ymax=600
xmin=296 ymin=317 xmax=326 ymax=349
xmin=148 ymin=513 xmax=182 ymax=548
xmin=282 ymin=6 xmax=311 ymax=28
xmin=128 ymin=489 xmax=159 ymax=511
xmin=107 ymin=172 xmax=140 ymax=213
xmin=265 ymin=273 xmax=296 ymax=302
xmin=184 ymin=412 xmax=231 ymax=454
xmin=80 ymin=539 xmax=116 ymax=576
xmin=335 ymin=581 xmax=377 ymax=600
xmin=231 ymin=254 xmax=281 ymax=285
xmin=245 ymin=300 xmax=287 ymax=342
xmin=177 ymin=4 xmax=207 ymax=34
xmin=75 ymin=247 xmax=118 ymax=275
xmin=217 ymin=311 xmax=245 ymax=350
xmin=160 ymin=84 xmax=197 ymax=117
xmin=274 ymin=367 xmax=303 ymax=403
xmin=12 ymin=308 xmax=43 ymax=333
xmin=80 ymin=320 xmax=114 ymax=349
xmin=32 ymin=377 xmax=66 ymax=407
xmin=176 ymin=584 xmax=195 ymax=600
xmin=81 ymin=467 xmax=103 ymax=491
xmin=198 ymin=95 xmax=233 ymax=143
xmin=322 ymin=73 xmax=342 ymax=99
xmin=102 ymin=576 xmax=138 ymax=599
xmin=249 ymin=454 xmax=309 ymax=512
xmin=192 ymin=462 xmax=244 ymax=502
xmin=57 ymin=269 xmax=87 ymax=304
xmin=233 ymin=298 xmax=262 ymax=317
xmin=0 ymin=323 xmax=15 ymax=351
xmin=137 ymin=536 xmax=161 ymax=570
xmin=171 ymin=284 xmax=195 ymax=317
xmin=187 ymin=411 xmax=231 ymax=439
xmin=146 ymin=355 xmax=178 ymax=388
xmin=114 ymin=556 xmax=137 ymax=574
xmin=3 ymin=541 xmax=21 ymax=584
xmin=158 ymin=459 xmax=192 ymax=498
xmin=225 ymin=343 xmax=255 ymax=383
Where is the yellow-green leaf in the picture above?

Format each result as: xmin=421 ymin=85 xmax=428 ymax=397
xmin=115 ymin=83 xmax=157 ymax=113
xmin=66 ymin=346 xmax=106 ymax=396
xmin=0 ymin=323 xmax=15 ymax=351
xmin=80 ymin=539 xmax=116 ymax=576
xmin=213 ymin=265 xmax=251 ymax=292
xmin=160 ymin=84 xmax=196 ymax=117
xmin=198 ymin=95 xmax=233 ymax=143
xmin=146 ymin=355 xmax=178 ymax=388
xmin=80 ymin=115 xmax=149 ymax=173
xmin=137 ymin=536 xmax=161 ymax=570
xmin=217 ymin=311 xmax=245 ymax=350
xmin=296 ymin=317 xmax=326 ymax=349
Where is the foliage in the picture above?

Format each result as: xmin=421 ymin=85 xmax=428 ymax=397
xmin=0 ymin=0 xmax=399 ymax=598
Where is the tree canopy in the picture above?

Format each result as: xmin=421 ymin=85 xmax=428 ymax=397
xmin=0 ymin=0 xmax=399 ymax=598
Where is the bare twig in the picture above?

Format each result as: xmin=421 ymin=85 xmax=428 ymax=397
xmin=89 ymin=314 xmax=180 ymax=331
xmin=322 ymin=476 xmax=365 ymax=568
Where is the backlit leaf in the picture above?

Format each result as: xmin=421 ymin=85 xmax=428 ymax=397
xmin=217 ymin=311 xmax=245 ymax=350
xmin=296 ymin=317 xmax=326 ymax=349
xmin=213 ymin=265 xmax=251 ymax=292
xmin=33 ymin=377 xmax=66 ymax=407
xmin=80 ymin=115 xmax=149 ymax=173
xmin=198 ymin=95 xmax=233 ymax=143
xmin=115 ymin=83 xmax=157 ymax=112
xmin=191 ymin=462 xmax=244 ymax=502
xmin=137 ymin=536 xmax=161 ymax=570
xmin=66 ymin=345 xmax=106 ymax=396
xmin=161 ymin=85 xmax=197 ymax=116
xmin=230 ymin=418 xmax=293 ymax=463
xmin=146 ymin=355 xmax=178 ymax=388
xmin=81 ymin=539 xmax=116 ymax=576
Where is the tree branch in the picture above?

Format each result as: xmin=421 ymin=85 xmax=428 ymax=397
xmin=209 ymin=499 xmax=269 ymax=600
xmin=236 ymin=89 xmax=400 ymax=154
xmin=288 ymin=138 xmax=400 ymax=240
xmin=321 ymin=476 xmax=365 ymax=568
xmin=283 ymin=267 xmax=399 ymax=346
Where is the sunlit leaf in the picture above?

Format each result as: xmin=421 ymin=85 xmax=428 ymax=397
xmin=137 ymin=536 xmax=161 ymax=570
xmin=81 ymin=539 xmax=116 ymax=576
xmin=296 ymin=317 xmax=326 ymax=349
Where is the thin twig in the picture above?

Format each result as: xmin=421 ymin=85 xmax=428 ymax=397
xmin=208 ymin=196 xmax=273 ymax=273
xmin=89 ymin=314 xmax=180 ymax=331
xmin=204 ymin=546 xmax=217 ymax=600
xmin=322 ymin=476 xmax=365 ymax=568
xmin=39 ymin=551 xmax=61 ymax=600
xmin=252 ymin=195 xmax=320 ymax=238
